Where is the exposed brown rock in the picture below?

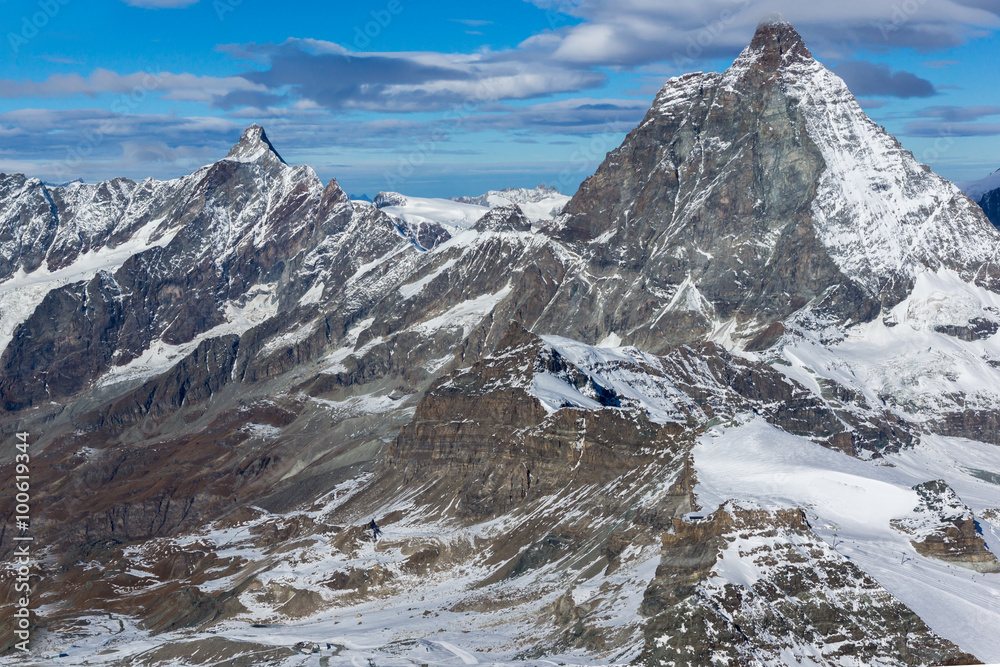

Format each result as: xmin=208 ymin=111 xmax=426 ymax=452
xmin=892 ymin=480 xmax=1000 ymax=572
xmin=639 ymin=502 xmax=980 ymax=666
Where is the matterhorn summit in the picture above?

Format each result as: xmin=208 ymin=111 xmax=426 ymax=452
xmin=552 ymin=18 xmax=1000 ymax=351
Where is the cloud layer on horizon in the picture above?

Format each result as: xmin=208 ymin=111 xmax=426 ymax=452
xmin=521 ymin=0 xmax=1000 ymax=66
xmin=904 ymin=105 xmax=1000 ymax=137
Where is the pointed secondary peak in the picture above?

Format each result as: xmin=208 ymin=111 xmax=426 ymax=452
xmin=226 ymin=124 xmax=287 ymax=165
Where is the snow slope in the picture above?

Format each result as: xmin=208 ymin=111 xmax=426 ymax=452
xmin=532 ymin=334 xmax=694 ymax=423
xmin=374 ymin=186 xmax=570 ymax=235
xmin=777 ymin=267 xmax=1000 ymax=423
xmin=0 ymin=214 xmax=182 ymax=353
xmin=775 ymin=49 xmax=1000 ymax=293
xmin=375 ymin=194 xmax=490 ymax=234
xmin=454 ymin=185 xmax=571 ymax=223
xmin=694 ymin=417 xmax=1000 ymax=662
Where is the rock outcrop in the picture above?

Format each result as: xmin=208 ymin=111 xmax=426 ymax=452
xmin=640 ymin=502 xmax=979 ymax=666
xmin=892 ymin=480 xmax=1000 ymax=573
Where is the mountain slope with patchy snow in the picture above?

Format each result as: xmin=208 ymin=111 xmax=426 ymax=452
xmin=2 ymin=17 xmax=1000 ymax=667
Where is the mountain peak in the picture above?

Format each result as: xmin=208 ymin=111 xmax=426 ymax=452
xmin=736 ymin=15 xmax=813 ymax=73
xmin=474 ymin=204 xmax=531 ymax=233
xmin=758 ymin=11 xmax=792 ymax=28
xmin=226 ymin=124 xmax=286 ymax=164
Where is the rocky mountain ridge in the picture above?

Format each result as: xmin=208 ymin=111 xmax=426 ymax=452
xmin=553 ymin=19 xmax=999 ymax=349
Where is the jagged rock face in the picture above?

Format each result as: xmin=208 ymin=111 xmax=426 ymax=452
xmin=373 ymin=191 xmax=408 ymax=208
xmin=892 ymin=480 xmax=1000 ymax=572
xmin=474 ymin=204 xmax=531 ymax=233
xmin=522 ymin=328 xmax=913 ymax=455
xmin=639 ymin=503 xmax=978 ymax=666
xmin=453 ymin=185 xmax=570 ymax=221
xmin=453 ymin=184 xmax=562 ymax=207
xmin=225 ymin=123 xmax=286 ymax=164
xmin=84 ymin=334 xmax=241 ymax=430
xmin=398 ymin=217 xmax=451 ymax=250
xmin=0 ymin=126 xmax=353 ymax=410
xmin=382 ymin=323 xmax=691 ymax=520
xmin=548 ymin=21 xmax=1000 ymax=349
xmin=0 ymin=174 xmax=59 ymax=279
xmin=0 ymin=174 xmax=142 ymax=281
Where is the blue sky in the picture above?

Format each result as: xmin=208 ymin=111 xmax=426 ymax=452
xmin=1 ymin=0 xmax=999 ymax=197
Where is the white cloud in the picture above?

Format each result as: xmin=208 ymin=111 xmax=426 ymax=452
xmin=521 ymin=0 xmax=1000 ymax=66
xmin=0 ymin=69 xmax=267 ymax=104
xmin=227 ymin=38 xmax=606 ymax=112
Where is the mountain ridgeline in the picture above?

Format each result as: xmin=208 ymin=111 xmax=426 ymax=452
xmin=1 ymin=19 xmax=1000 ymax=666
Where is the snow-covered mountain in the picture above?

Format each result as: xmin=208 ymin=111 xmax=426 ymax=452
xmin=453 ymin=184 xmax=571 ymax=221
xmin=368 ymin=185 xmax=569 ymax=245
xmin=1 ymin=18 xmax=1000 ymax=667
xmin=373 ymin=190 xmax=490 ymax=234
xmin=961 ymin=167 xmax=1000 ymax=229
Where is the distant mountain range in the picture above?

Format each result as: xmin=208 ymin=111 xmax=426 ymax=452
xmin=452 ymin=184 xmax=571 ymax=219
